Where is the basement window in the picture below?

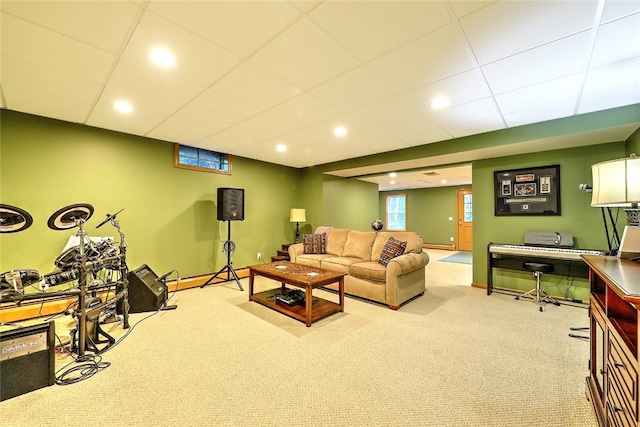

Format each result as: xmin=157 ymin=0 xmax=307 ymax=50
xmin=386 ymin=194 xmax=406 ymax=231
xmin=174 ymin=144 xmax=231 ymax=174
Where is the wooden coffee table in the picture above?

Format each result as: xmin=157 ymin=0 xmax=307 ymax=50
xmin=248 ymin=262 xmax=345 ymax=327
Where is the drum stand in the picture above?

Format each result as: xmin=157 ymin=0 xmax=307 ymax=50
xmin=98 ymin=212 xmax=130 ymax=329
xmin=201 ymin=220 xmax=243 ymax=291
xmin=73 ymin=211 xmax=130 ymax=356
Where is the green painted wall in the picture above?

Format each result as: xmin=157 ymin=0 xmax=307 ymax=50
xmin=379 ymin=186 xmax=469 ymax=245
xmin=0 ymin=111 xmax=300 ymax=279
xmin=472 ymin=142 xmax=627 ymax=301
xmin=322 ymin=175 xmax=378 ymax=231
xmin=627 ymin=128 xmax=640 ymax=155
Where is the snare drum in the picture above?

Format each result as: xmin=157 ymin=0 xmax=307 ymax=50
xmin=54 ymin=244 xmax=99 ymax=269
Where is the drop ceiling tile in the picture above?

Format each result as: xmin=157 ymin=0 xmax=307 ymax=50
xmin=368 ymin=23 xmax=475 ymax=93
xmin=340 ymin=130 xmax=412 ymax=155
xmin=107 ymin=57 xmax=203 ymax=107
xmin=449 ymin=1 xmax=497 ymax=19
xmin=482 ymin=31 xmax=592 ymax=95
xmin=270 ymin=127 xmax=329 ymax=147
xmin=373 ymin=116 xmax=452 ymax=146
xmin=268 ymin=93 xmax=343 ymax=126
xmin=249 ymin=17 xmax=361 ymax=90
xmin=579 ymin=86 xmax=640 ymax=114
xmin=400 ymin=130 xmax=453 ymax=147
xmin=196 ymin=135 xmax=246 ymax=155
xmin=146 ymin=107 xmax=232 ymax=145
xmin=503 ymin=100 xmax=576 ymax=127
xmin=601 ymin=1 xmax=640 ymax=22
xmin=460 ymin=0 xmax=598 ymax=65
xmin=583 ymin=57 xmax=640 ymax=96
xmin=590 ymin=13 xmax=640 ymax=68
xmin=147 ymin=1 xmax=300 ymax=58
xmin=1 ymin=84 xmax=91 ymax=124
xmin=579 ymin=57 xmax=640 ymax=113
xmin=310 ymin=1 xmax=450 ymax=62
xmin=404 ymin=70 xmax=491 ymax=112
xmin=187 ymin=89 xmax=261 ymax=124
xmin=236 ymin=111 xmax=302 ymax=141
xmin=438 ymin=114 xmax=506 ymax=139
xmin=289 ymin=1 xmax=322 ymax=13
xmin=122 ymin=11 xmax=242 ymax=87
xmin=1 ymin=1 xmax=139 ymax=53
xmin=428 ymin=98 xmax=504 ymax=137
xmin=211 ymin=62 xmax=302 ymax=110
xmin=309 ymin=113 xmax=370 ymax=139
xmin=1 ymin=13 xmax=114 ymax=83
xmin=303 ymin=140 xmax=377 ymax=164
xmin=367 ymin=140 xmax=414 ymax=154
xmin=231 ymin=141 xmax=288 ymax=161
xmin=200 ymin=111 xmax=301 ymax=151
xmin=88 ymin=88 xmax=175 ymax=137
xmin=495 ymin=74 xmax=582 ymax=114
xmin=310 ymin=66 xmax=396 ymax=112
xmin=1 ymin=56 xmax=101 ymax=106
xmin=350 ymin=96 xmax=421 ymax=128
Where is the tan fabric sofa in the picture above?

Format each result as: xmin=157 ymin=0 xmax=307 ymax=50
xmin=288 ymin=228 xmax=429 ymax=309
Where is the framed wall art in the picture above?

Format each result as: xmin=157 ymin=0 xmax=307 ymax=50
xmin=494 ymin=165 xmax=560 ymax=216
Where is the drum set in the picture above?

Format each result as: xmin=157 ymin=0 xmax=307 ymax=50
xmin=0 ymin=203 xmax=131 ymax=356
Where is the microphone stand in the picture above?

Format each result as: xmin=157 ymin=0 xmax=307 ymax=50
xmin=156 ymin=270 xmax=178 ymax=311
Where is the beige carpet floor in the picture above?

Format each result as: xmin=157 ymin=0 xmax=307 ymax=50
xmin=0 ymin=250 xmax=596 ymax=426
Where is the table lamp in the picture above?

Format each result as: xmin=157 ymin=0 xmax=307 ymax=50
xmin=290 ymin=208 xmax=306 ymax=243
xmin=591 ymin=154 xmax=640 ymax=258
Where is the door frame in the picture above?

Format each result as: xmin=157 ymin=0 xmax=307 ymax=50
xmin=456 ymin=187 xmax=473 ymax=251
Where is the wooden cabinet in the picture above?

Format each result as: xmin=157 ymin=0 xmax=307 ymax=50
xmin=584 ymin=255 xmax=640 ymax=427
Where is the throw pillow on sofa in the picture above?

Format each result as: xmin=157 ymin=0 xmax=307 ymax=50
xmin=303 ymin=233 xmax=326 ymax=254
xmin=378 ymin=237 xmax=407 ymax=266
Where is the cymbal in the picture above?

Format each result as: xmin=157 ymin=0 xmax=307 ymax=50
xmin=47 ymin=203 xmax=94 ymax=230
xmin=0 ymin=204 xmax=33 ymax=233
xmin=96 ymin=208 xmax=124 ymax=229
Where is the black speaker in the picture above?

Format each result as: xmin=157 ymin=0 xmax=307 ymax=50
xmin=217 ymin=188 xmax=244 ymax=221
xmin=121 ymin=264 xmax=166 ymax=314
xmin=1 ymin=321 xmax=55 ymax=401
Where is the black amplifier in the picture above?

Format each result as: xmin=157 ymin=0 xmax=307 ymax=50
xmin=0 ymin=321 xmax=56 ymax=401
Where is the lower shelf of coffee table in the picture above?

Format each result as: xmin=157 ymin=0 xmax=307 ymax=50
xmin=251 ymin=288 xmax=342 ymax=326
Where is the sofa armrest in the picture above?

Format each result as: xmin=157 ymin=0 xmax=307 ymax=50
xmin=288 ymin=243 xmax=304 ymax=263
xmin=386 ymin=251 xmax=429 ymax=277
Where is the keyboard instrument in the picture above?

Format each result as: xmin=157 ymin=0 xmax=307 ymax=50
xmin=489 ymin=244 xmax=604 ymax=261
xmin=487 ymin=242 xmax=604 ymax=297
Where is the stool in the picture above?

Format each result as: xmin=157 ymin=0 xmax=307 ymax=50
xmin=515 ymin=262 xmax=560 ymax=311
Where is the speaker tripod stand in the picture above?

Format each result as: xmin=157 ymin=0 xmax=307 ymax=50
xmin=201 ymin=220 xmax=243 ymax=291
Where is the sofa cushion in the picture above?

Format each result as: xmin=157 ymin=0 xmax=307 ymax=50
xmin=315 ymin=226 xmax=334 ymax=236
xmin=321 ymin=257 xmax=364 ymax=274
xmin=303 ymin=233 xmax=326 ymax=254
xmin=378 ymin=237 xmax=407 ymax=266
xmin=326 ymin=229 xmax=350 ymax=256
xmin=349 ymin=261 xmax=386 ymax=282
xmin=372 ymin=232 xmax=423 ymax=261
xmin=295 ymin=254 xmax=332 ymax=269
xmin=342 ymin=230 xmax=377 ymax=261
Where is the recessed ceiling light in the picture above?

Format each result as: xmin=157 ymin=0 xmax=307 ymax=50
xmin=390 ymin=180 xmax=396 ymax=185
xmin=113 ymin=100 xmax=133 ymax=113
xmin=148 ymin=48 xmax=175 ymax=68
xmin=334 ymin=126 xmax=347 ymax=137
xmin=276 ymin=144 xmax=287 ymax=152
xmin=430 ymin=95 xmax=450 ymax=110
xmin=441 ymin=179 xmax=448 ymax=184
xmin=389 ymin=172 xmax=397 ymax=178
